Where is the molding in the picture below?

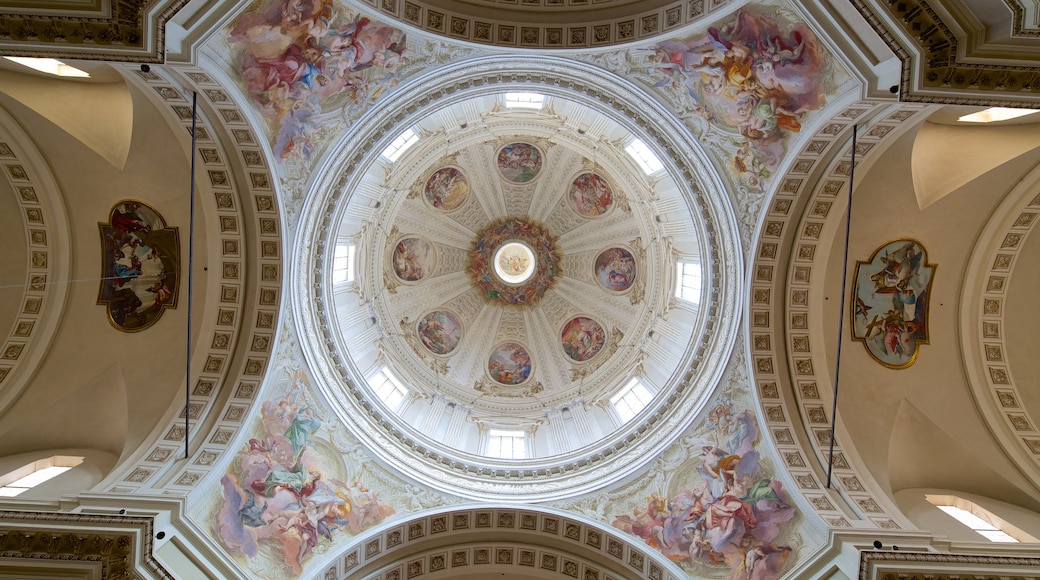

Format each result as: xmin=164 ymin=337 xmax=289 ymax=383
xmin=0 ymin=0 xmax=190 ymax=63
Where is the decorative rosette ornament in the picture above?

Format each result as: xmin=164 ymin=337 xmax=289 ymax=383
xmin=469 ymin=217 xmax=561 ymax=306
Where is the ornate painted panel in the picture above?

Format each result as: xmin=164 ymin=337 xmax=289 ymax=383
xmin=97 ymin=201 xmax=179 ymax=332
xmin=852 ymin=239 xmax=935 ymax=368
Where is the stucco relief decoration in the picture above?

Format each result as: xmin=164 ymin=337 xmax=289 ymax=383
xmin=217 ymin=371 xmax=395 ymax=575
xmin=392 ymin=236 xmax=436 ymax=282
xmin=469 ymin=218 xmax=561 ymax=306
xmin=488 ymin=341 xmax=533 ymax=385
xmin=595 ymin=247 xmax=637 ymax=292
xmin=416 ymin=309 xmax=463 ymax=356
xmin=423 ymin=167 xmax=469 ymax=211
xmin=227 ymin=0 xmax=407 ymax=163
xmin=561 ymin=316 xmax=606 ymax=363
xmin=97 ymin=201 xmax=179 ymax=332
xmin=569 ymin=172 xmax=614 ymax=217
xmin=497 ymin=142 xmax=543 ymax=183
xmin=612 ymin=398 xmax=796 ymax=579
xmin=644 ymin=5 xmax=830 ymax=190
xmin=852 ymin=239 xmax=935 ymax=369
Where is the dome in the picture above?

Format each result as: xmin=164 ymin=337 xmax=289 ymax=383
xmin=294 ymin=55 xmax=741 ymax=500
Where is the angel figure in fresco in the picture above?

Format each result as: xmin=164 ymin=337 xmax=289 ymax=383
xmin=229 ymin=0 xmax=406 ymax=164
xmin=612 ymin=400 xmax=794 ymax=579
xmin=217 ymin=383 xmax=395 ymax=575
xmin=644 ymin=6 xmax=829 ymax=189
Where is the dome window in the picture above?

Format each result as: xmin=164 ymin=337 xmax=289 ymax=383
xmin=609 ymin=378 xmax=653 ymax=424
xmin=485 ymin=429 xmax=528 ymax=459
xmin=675 ymin=260 xmax=702 ymax=304
xmin=381 ymin=128 xmax=419 ymax=162
xmin=369 ymin=367 xmax=409 ymax=413
xmin=504 ymin=92 xmax=544 ymax=110
xmin=333 ymin=242 xmax=355 ymax=284
xmin=624 ymin=138 xmax=663 ymax=175
xmin=927 ymin=494 xmax=1039 ymax=543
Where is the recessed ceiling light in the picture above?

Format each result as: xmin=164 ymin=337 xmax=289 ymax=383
xmin=4 ymin=56 xmax=90 ymax=78
xmin=958 ymin=107 xmax=1039 ymax=123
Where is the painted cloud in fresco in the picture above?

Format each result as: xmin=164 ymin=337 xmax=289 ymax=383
xmin=227 ymin=0 xmax=406 ymax=162
xmin=644 ymin=5 xmax=830 ymax=190
xmin=216 ymin=372 xmax=395 ymax=575
xmin=612 ymin=398 xmax=795 ymax=579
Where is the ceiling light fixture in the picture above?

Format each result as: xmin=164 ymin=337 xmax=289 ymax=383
xmin=4 ymin=56 xmax=90 ymax=78
xmin=958 ymin=107 xmax=1039 ymax=123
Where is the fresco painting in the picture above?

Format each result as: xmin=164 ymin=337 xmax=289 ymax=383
xmin=416 ymin=309 xmax=463 ymax=356
xmin=569 ymin=172 xmax=614 ymax=217
xmin=228 ymin=0 xmax=406 ymax=162
xmin=97 ymin=201 xmax=179 ymax=332
xmin=217 ymin=372 xmax=395 ymax=575
xmin=595 ymin=247 xmax=637 ymax=292
xmin=561 ymin=316 xmax=606 ymax=363
xmin=852 ymin=240 xmax=934 ymax=369
xmin=470 ymin=218 xmax=561 ymax=306
xmin=392 ymin=237 xmax=436 ymax=282
xmin=612 ymin=399 xmax=795 ymax=579
xmin=423 ymin=167 xmax=469 ymax=211
xmin=496 ymin=143 xmax=542 ymax=183
xmin=488 ymin=342 xmax=532 ymax=385
xmin=645 ymin=5 xmax=829 ymax=189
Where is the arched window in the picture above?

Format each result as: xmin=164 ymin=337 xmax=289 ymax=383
xmin=0 ymin=456 xmax=83 ymax=497
xmin=926 ymin=494 xmax=1039 ymax=543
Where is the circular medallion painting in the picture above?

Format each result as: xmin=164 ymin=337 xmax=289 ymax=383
xmin=561 ymin=316 xmax=606 ymax=362
xmin=423 ymin=167 xmax=469 ymax=211
xmin=470 ymin=218 xmax=561 ymax=306
xmin=488 ymin=341 xmax=532 ymax=385
xmin=416 ymin=310 xmax=463 ymax=356
xmin=569 ymin=173 xmax=614 ymax=217
xmin=392 ymin=237 xmax=436 ymax=282
xmin=595 ymin=247 xmax=636 ymax=292
xmin=497 ymin=142 xmax=542 ymax=183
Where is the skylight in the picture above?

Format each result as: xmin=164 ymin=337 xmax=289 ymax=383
xmin=958 ymin=107 xmax=1040 ymax=123
xmin=936 ymin=505 xmax=1018 ymax=542
xmin=625 ymin=139 xmax=664 ymax=175
xmin=0 ymin=456 xmax=84 ymax=497
xmin=4 ymin=57 xmax=90 ymax=78
xmin=381 ymin=128 xmax=419 ymax=162
xmin=504 ymin=92 xmax=545 ymax=110
xmin=610 ymin=378 xmax=653 ymax=424
xmin=676 ymin=260 xmax=702 ymax=303
xmin=333 ymin=243 xmax=355 ymax=284
xmin=487 ymin=429 xmax=527 ymax=459
xmin=369 ymin=367 xmax=409 ymax=412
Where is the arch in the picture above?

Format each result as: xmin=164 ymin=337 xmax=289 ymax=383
xmin=319 ymin=505 xmax=684 ymax=580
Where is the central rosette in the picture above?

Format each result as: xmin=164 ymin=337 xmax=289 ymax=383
xmin=470 ymin=217 xmax=561 ymax=306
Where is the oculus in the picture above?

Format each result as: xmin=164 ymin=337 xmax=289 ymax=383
xmin=469 ymin=218 xmax=560 ymax=306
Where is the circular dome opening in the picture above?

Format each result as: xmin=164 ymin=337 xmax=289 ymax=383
xmin=493 ymin=242 xmax=536 ymax=284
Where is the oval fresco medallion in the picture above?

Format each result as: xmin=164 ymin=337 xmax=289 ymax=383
xmin=392 ymin=237 xmax=436 ymax=282
xmin=416 ymin=310 xmax=463 ymax=356
xmin=488 ymin=341 xmax=532 ymax=385
xmin=423 ymin=167 xmax=469 ymax=211
xmin=568 ymin=172 xmax=614 ymax=218
xmin=496 ymin=142 xmax=542 ymax=183
xmin=594 ymin=247 xmax=637 ymax=292
xmin=561 ymin=316 xmax=606 ymax=363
